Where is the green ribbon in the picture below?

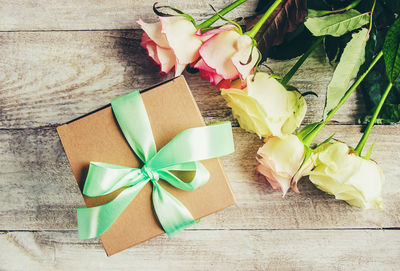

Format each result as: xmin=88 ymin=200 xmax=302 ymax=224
xmin=77 ymin=90 xmax=234 ymax=239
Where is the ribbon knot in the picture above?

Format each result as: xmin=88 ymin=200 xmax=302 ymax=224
xmin=76 ymin=89 xmax=234 ymax=239
xmin=141 ymin=165 xmax=159 ymax=182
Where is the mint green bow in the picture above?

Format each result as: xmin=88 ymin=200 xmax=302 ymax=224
xmin=77 ymin=90 xmax=234 ymax=239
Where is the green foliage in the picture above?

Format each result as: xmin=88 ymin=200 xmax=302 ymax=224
xmin=383 ymin=17 xmax=400 ymax=83
xmin=383 ymin=0 xmax=400 ymax=13
xmin=304 ymin=9 xmax=369 ymax=37
xmin=254 ymin=0 xmax=400 ymax=123
xmin=324 ymin=28 xmax=369 ymax=118
xmin=355 ymin=0 xmax=400 ymax=124
xmin=360 ymin=63 xmax=400 ymax=123
xmin=246 ymin=0 xmax=307 ymax=61
xmin=267 ymin=25 xmax=317 ymax=60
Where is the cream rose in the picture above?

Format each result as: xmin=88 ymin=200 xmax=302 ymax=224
xmin=308 ymin=142 xmax=384 ymax=209
xmin=221 ymin=72 xmax=307 ymax=138
xmin=257 ymin=134 xmax=313 ymax=196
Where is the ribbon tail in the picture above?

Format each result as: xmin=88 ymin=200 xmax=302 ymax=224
xmin=77 ymin=180 xmax=149 ymax=239
xmin=151 ymin=182 xmax=196 ymax=236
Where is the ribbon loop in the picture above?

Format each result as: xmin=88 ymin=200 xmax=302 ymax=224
xmin=77 ymin=88 xmax=234 ymax=239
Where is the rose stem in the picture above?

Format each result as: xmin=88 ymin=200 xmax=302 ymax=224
xmin=281 ymin=36 xmax=324 ymax=86
xmin=354 ymin=81 xmax=393 ymax=155
xmin=302 ymin=50 xmax=384 ymax=146
xmin=197 ymin=0 xmax=249 ymax=29
xmin=245 ymin=0 xmax=283 ymax=39
xmin=313 ymin=0 xmax=363 ymax=17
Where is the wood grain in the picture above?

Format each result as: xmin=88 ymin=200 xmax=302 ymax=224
xmin=0 ymin=31 xmax=363 ymax=129
xmin=1 ymin=1 xmax=399 ymax=266
xmin=0 ymin=1 xmax=259 ymax=31
xmin=1 ymin=230 xmax=399 ymax=270
xmin=1 ymin=126 xmax=399 ymax=230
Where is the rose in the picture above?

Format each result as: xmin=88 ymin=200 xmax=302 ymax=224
xmin=221 ymin=72 xmax=307 ymax=138
xmin=256 ymin=134 xmax=313 ymax=196
xmin=138 ymin=16 xmax=203 ymax=76
xmin=308 ymin=142 xmax=384 ymax=209
xmin=194 ymin=25 xmax=260 ymax=88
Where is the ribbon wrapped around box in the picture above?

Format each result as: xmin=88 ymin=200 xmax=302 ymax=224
xmin=57 ymin=76 xmax=236 ymax=255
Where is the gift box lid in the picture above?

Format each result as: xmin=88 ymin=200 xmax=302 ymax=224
xmin=57 ymin=76 xmax=236 ymax=255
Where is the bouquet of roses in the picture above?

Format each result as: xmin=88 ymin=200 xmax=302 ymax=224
xmin=138 ymin=0 xmax=400 ymax=210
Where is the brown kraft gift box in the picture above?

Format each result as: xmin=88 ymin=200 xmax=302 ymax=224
xmin=56 ymin=76 xmax=236 ymax=256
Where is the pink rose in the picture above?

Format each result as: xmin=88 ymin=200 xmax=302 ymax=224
xmin=138 ymin=16 xmax=203 ymax=76
xmin=195 ymin=25 xmax=260 ymax=88
xmin=256 ymin=135 xmax=313 ymax=196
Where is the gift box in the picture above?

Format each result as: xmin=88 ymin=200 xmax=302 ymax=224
xmin=57 ymin=76 xmax=236 ymax=255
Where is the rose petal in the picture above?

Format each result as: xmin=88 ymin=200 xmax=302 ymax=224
xmin=174 ymin=63 xmax=186 ymax=77
xmin=257 ymin=164 xmax=291 ymax=196
xmin=257 ymin=135 xmax=304 ymax=175
xmin=217 ymin=79 xmax=232 ymax=89
xmin=141 ymin=33 xmax=161 ymax=65
xmin=199 ymin=28 xmax=241 ymax=80
xmin=221 ymin=87 xmax=270 ymax=137
xmin=195 ymin=25 xmax=236 ymax=41
xmin=160 ymin=16 xmax=202 ymax=65
xmin=309 ymin=142 xmax=384 ymax=209
xmin=232 ymin=35 xmax=259 ymax=81
xmin=246 ymin=73 xmax=292 ymax=136
xmin=194 ymin=58 xmax=216 ymax=73
xmin=137 ymin=19 xmax=170 ymax=48
xmin=156 ymin=46 xmax=175 ymax=74
xmin=282 ymin=91 xmax=308 ymax=134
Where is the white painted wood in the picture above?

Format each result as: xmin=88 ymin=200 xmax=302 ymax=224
xmin=0 ymin=1 xmax=259 ymax=31
xmin=0 ymin=31 xmax=362 ymax=128
xmin=1 ymin=230 xmax=399 ymax=270
xmin=0 ymin=1 xmax=399 ymax=266
xmin=1 ymin=126 xmax=399 ymax=230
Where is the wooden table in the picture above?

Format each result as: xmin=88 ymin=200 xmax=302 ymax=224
xmin=1 ymin=1 xmax=399 ymax=270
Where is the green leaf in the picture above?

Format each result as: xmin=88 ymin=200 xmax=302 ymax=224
xmin=314 ymin=134 xmax=335 ymax=152
xmin=245 ymin=0 xmax=307 ymax=62
xmin=383 ymin=17 xmax=400 ymax=83
xmin=363 ymin=140 xmax=375 ymax=160
xmin=324 ymin=28 xmax=369 ymax=118
xmin=304 ymin=9 xmax=369 ymax=37
xmin=360 ymin=60 xmax=400 ymax=124
xmin=296 ymin=122 xmax=321 ymax=141
xmin=307 ymin=9 xmax=332 ymax=18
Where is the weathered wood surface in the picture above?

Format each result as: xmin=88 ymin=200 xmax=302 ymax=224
xmin=1 ymin=126 xmax=399 ymax=230
xmin=1 ymin=230 xmax=399 ymax=270
xmin=1 ymin=1 xmax=400 ymax=269
xmin=0 ymin=31 xmax=362 ymax=129
xmin=0 ymin=0 xmax=260 ymax=31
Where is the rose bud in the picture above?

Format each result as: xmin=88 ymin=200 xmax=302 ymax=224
xmin=256 ymin=134 xmax=313 ymax=196
xmin=138 ymin=16 xmax=203 ymax=76
xmin=308 ymin=141 xmax=384 ymax=209
xmin=221 ymin=72 xmax=307 ymax=138
xmin=194 ymin=24 xmax=260 ymax=88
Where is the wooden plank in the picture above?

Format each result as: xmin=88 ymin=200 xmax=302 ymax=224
xmin=0 ymin=30 xmax=362 ymax=129
xmin=0 ymin=1 xmax=259 ymax=31
xmin=1 ymin=230 xmax=399 ymax=270
xmin=1 ymin=125 xmax=399 ymax=230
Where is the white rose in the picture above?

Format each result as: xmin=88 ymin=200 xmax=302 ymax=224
xmin=257 ymin=134 xmax=313 ymax=196
xmin=309 ymin=142 xmax=384 ymax=209
xmin=221 ymin=72 xmax=307 ymax=138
